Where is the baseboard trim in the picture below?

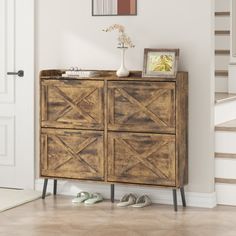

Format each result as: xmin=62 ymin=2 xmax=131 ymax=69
xmin=35 ymin=179 xmax=217 ymax=208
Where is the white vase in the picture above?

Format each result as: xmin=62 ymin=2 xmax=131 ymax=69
xmin=116 ymin=47 xmax=130 ymax=77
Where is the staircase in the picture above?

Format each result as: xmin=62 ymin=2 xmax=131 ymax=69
xmin=215 ymin=0 xmax=236 ymax=205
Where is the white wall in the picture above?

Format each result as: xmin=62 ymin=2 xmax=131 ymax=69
xmin=36 ymin=0 xmax=215 ymax=196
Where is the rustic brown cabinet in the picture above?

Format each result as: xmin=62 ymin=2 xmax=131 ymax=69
xmin=107 ymin=132 xmax=176 ymax=186
xmin=40 ymin=70 xmax=188 ymax=211
xmin=41 ymin=128 xmax=104 ymax=181
xmin=107 ymin=81 xmax=176 ymax=133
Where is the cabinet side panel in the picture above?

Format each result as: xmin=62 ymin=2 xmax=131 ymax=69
xmin=104 ymin=80 xmax=108 ymax=182
xmin=176 ymin=72 xmax=188 ymax=187
xmin=41 ymin=83 xmax=48 ymax=122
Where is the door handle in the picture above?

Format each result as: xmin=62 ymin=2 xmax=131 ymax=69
xmin=7 ymin=70 xmax=24 ymax=77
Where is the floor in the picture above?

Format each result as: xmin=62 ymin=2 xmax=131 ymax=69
xmin=0 ymin=196 xmax=236 ymax=236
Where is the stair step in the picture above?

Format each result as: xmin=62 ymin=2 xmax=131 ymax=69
xmin=215 ymin=76 xmax=229 ymax=93
xmin=215 ymin=93 xmax=236 ymax=104
xmin=215 ymin=75 xmax=228 ymax=93
xmin=215 ymin=70 xmax=228 ymax=77
xmin=215 ymin=30 xmax=230 ymax=35
xmin=215 ymin=95 xmax=236 ymax=124
xmin=215 ymin=12 xmax=230 ymax=16
xmin=215 ymin=56 xmax=230 ymax=71
xmin=215 ymin=50 xmax=230 ymax=55
xmin=215 ymin=0 xmax=230 ymax=12
xmin=215 ymin=178 xmax=236 ymax=184
xmin=215 ymin=152 xmax=236 ymax=159
xmin=216 ymin=184 xmax=236 ymax=206
xmin=215 ymin=158 xmax=236 ymax=180
xmin=216 ymin=35 xmax=230 ymax=49
xmin=215 ymin=131 xmax=236 ymax=153
xmin=215 ymin=119 xmax=236 ymax=131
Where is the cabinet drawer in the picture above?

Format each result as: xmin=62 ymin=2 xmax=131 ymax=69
xmin=41 ymin=128 xmax=104 ymax=181
xmin=41 ymin=80 xmax=104 ymax=130
xmin=108 ymin=81 xmax=176 ymax=133
xmin=108 ymin=132 xmax=176 ymax=186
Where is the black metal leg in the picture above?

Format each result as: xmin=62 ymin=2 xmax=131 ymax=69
xmin=42 ymin=179 xmax=48 ymax=199
xmin=53 ymin=179 xmax=57 ymax=195
xmin=172 ymin=189 xmax=178 ymax=212
xmin=111 ymin=184 xmax=115 ymax=203
xmin=180 ymin=187 xmax=186 ymax=207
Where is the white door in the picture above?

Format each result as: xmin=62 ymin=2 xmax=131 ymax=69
xmin=0 ymin=0 xmax=34 ymax=189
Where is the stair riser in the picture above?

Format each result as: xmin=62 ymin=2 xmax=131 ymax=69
xmin=215 ymin=55 xmax=230 ymax=70
xmin=215 ymin=158 xmax=236 ymax=179
xmin=215 ymin=101 xmax=236 ymax=124
xmin=215 ymin=16 xmax=230 ymax=31
xmin=215 ymin=131 xmax=236 ymax=153
xmin=228 ymin=65 xmax=236 ymax=94
xmin=216 ymin=184 xmax=236 ymax=205
xmin=215 ymin=76 xmax=228 ymax=92
xmin=215 ymin=35 xmax=230 ymax=49
xmin=215 ymin=0 xmax=230 ymax=12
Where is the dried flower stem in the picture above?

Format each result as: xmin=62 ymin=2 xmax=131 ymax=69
xmin=103 ymin=24 xmax=135 ymax=48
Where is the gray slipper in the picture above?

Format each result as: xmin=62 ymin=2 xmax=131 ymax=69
xmin=72 ymin=191 xmax=90 ymax=204
xmin=117 ymin=193 xmax=137 ymax=207
xmin=84 ymin=193 xmax=103 ymax=205
xmin=132 ymin=195 xmax=152 ymax=208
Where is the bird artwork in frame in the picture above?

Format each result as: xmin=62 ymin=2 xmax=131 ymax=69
xmin=92 ymin=0 xmax=137 ymax=16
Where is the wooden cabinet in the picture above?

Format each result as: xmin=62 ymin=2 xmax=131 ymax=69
xmin=41 ymin=128 xmax=104 ymax=181
xmin=107 ymin=132 xmax=176 ymax=186
xmin=40 ymin=70 xmax=188 ymax=210
xmin=41 ymin=80 xmax=104 ymax=130
xmin=108 ymin=81 xmax=176 ymax=133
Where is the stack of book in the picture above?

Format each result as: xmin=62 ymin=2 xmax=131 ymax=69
xmin=62 ymin=70 xmax=100 ymax=78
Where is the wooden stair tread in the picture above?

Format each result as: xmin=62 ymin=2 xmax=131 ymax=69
xmin=215 ymin=50 xmax=230 ymax=55
xmin=215 ymin=152 xmax=236 ymax=159
xmin=215 ymin=119 xmax=236 ymax=131
xmin=215 ymin=70 xmax=228 ymax=77
xmin=215 ymin=30 xmax=230 ymax=35
xmin=215 ymin=178 xmax=236 ymax=184
xmin=215 ymin=93 xmax=236 ymax=104
xmin=215 ymin=12 xmax=230 ymax=16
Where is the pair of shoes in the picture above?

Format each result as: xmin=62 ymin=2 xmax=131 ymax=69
xmin=117 ymin=194 xmax=152 ymax=208
xmin=72 ymin=191 xmax=103 ymax=205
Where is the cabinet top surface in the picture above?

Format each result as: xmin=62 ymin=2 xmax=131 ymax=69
xmin=40 ymin=70 xmax=188 ymax=82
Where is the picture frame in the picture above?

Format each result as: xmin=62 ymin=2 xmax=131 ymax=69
xmin=142 ymin=48 xmax=179 ymax=78
xmin=92 ymin=0 xmax=137 ymax=16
